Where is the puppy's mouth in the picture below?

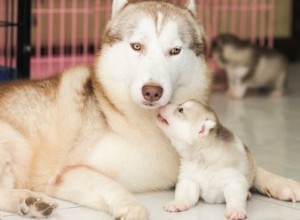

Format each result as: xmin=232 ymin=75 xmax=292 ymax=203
xmin=156 ymin=114 xmax=169 ymax=125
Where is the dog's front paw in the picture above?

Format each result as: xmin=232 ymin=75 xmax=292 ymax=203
xmin=115 ymin=204 xmax=149 ymax=220
xmin=19 ymin=196 xmax=58 ymax=218
xmin=225 ymin=208 xmax=247 ymax=220
xmin=164 ymin=200 xmax=190 ymax=212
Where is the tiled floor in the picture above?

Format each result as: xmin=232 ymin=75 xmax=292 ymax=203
xmin=1 ymin=62 xmax=300 ymax=220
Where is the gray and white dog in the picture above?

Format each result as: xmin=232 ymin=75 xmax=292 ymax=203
xmin=211 ymin=33 xmax=288 ymax=99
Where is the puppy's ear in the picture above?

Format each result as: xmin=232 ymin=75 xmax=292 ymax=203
xmin=186 ymin=0 xmax=197 ymax=16
xmin=198 ymin=119 xmax=216 ymax=137
xmin=112 ymin=0 xmax=128 ymax=18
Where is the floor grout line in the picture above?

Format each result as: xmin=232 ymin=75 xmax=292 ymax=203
xmin=252 ymin=196 xmax=300 ymax=211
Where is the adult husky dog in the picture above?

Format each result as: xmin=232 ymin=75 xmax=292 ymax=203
xmin=0 ymin=0 xmax=299 ymax=219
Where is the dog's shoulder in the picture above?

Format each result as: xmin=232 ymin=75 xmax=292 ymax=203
xmin=0 ymin=65 xmax=94 ymax=102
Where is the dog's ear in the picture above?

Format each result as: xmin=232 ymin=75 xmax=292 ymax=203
xmin=186 ymin=0 xmax=197 ymax=16
xmin=112 ymin=0 xmax=128 ymax=18
xmin=198 ymin=119 xmax=216 ymax=137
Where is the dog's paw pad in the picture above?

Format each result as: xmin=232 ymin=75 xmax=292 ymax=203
xmin=226 ymin=209 xmax=247 ymax=220
xmin=164 ymin=200 xmax=189 ymax=212
xmin=19 ymin=197 xmax=58 ymax=218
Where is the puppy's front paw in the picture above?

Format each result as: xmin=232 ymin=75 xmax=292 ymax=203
xmin=226 ymin=90 xmax=243 ymax=100
xmin=164 ymin=200 xmax=190 ymax=212
xmin=269 ymin=90 xmax=283 ymax=98
xmin=225 ymin=208 xmax=247 ymax=220
xmin=115 ymin=204 xmax=149 ymax=220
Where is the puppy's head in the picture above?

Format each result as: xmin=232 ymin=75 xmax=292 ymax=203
xmin=210 ymin=33 xmax=242 ymax=65
xmin=211 ymin=33 xmax=241 ymax=50
xmin=156 ymin=100 xmax=217 ymax=145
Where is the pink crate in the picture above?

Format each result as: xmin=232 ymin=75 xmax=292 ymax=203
xmin=0 ymin=0 xmax=275 ymax=80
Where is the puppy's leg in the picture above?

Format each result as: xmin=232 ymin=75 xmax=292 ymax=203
xmin=223 ymin=178 xmax=248 ymax=220
xmin=269 ymin=72 xmax=286 ymax=98
xmin=226 ymin=70 xmax=236 ymax=97
xmin=164 ymin=178 xmax=200 ymax=212
xmin=47 ymin=164 xmax=148 ymax=220
xmin=0 ymin=188 xmax=57 ymax=218
xmin=226 ymin=72 xmax=247 ymax=99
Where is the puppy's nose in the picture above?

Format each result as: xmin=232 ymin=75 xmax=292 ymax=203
xmin=142 ymin=84 xmax=163 ymax=102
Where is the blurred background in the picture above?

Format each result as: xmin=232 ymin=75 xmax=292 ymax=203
xmin=0 ymin=0 xmax=299 ymax=83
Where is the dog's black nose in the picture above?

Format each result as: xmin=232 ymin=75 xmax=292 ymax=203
xmin=142 ymin=84 xmax=163 ymax=102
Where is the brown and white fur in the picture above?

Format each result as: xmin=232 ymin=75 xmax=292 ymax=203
xmin=0 ymin=1 xmax=299 ymax=219
xmin=156 ymin=100 xmax=256 ymax=219
xmin=211 ymin=33 xmax=288 ymax=99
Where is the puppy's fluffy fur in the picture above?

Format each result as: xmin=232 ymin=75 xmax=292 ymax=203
xmin=156 ymin=100 xmax=256 ymax=220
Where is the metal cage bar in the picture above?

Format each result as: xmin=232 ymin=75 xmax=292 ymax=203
xmin=17 ymin=0 xmax=31 ymax=78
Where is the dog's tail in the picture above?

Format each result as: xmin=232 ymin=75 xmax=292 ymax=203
xmin=253 ymin=166 xmax=300 ymax=202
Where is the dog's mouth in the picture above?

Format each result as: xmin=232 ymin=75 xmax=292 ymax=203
xmin=156 ymin=114 xmax=169 ymax=125
xmin=141 ymin=101 xmax=165 ymax=109
xmin=143 ymin=102 xmax=156 ymax=107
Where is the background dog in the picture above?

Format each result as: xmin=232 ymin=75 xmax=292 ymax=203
xmin=211 ymin=33 xmax=288 ymax=99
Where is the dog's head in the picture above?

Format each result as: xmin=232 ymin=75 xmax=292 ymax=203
xmin=95 ymin=0 xmax=210 ymax=109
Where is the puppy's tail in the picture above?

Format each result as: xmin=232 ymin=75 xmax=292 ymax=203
xmin=253 ymin=166 xmax=300 ymax=202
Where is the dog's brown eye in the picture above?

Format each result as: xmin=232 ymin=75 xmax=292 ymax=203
xmin=178 ymin=107 xmax=184 ymax=113
xmin=130 ymin=43 xmax=142 ymax=51
xmin=170 ymin=47 xmax=181 ymax=56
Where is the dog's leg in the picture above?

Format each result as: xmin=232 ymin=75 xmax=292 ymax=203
xmin=164 ymin=178 xmax=200 ymax=212
xmin=226 ymin=69 xmax=236 ymax=97
xmin=47 ymin=164 xmax=149 ymax=220
xmin=226 ymin=69 xmax=247 ymax=99
xmin=254 ymin=167 xmax=300 ymax=202
xmin=227 ymin=78 xmax=247 ymax=99
xmin=0 ymin=152 xmax=14 ymax=189
xmin=0 ymin=188 xmax=57 ymax=218
xmin=269 ymin=72 xmax=286 ymax=98
xmin=0 ymin=123 xmax=57 ymax=217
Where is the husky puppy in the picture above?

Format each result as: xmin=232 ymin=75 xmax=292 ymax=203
xmin=0 ymin=1 xmax=299 ymax=219
xmin=211 ymin=33 xmax=288 ymax=99
xmin=156 ymin=100 xmax=256 ymax=219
